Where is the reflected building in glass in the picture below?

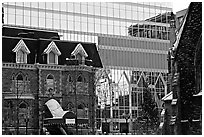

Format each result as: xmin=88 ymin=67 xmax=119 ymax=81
xmin=2 ymin=2 xmax=172 ymax=134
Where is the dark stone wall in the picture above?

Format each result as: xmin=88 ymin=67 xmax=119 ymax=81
xmin=2 ymin=66 xmax=96 ymax=135
xmin=175 ymin=2 xmax=202 ymax=135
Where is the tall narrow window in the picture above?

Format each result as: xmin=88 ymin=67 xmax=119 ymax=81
xmin=77 ymin=75 xmax=83 ymax=82
xmin=19 ymin=102 xmax=29 ymax=126
xmin=46 ymin=74 xmax=54 ymax=93
xmin=67 ymin=75 xmax=73 ymax=93
xmin=16 ymin=73 xmax=24 ymax=94
xmin=17 ymin=50 xmax=25 ymax=63
xmin=49 ymin=51 xmax=55 ymax=64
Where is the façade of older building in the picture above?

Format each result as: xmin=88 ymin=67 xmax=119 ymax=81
xmin=2 ymin=26 xmax=102 ymax=135
xmin=161 ymin=2 xmax=202 ymax=135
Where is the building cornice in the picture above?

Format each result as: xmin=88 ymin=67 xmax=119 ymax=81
xmin=2 ymin=62 xmax=98 ymax=73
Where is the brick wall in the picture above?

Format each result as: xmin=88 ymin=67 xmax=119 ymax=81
xmin=2 ymin=65 xmax=97 ymax=135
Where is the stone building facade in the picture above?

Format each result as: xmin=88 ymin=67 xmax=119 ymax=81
xmin=162 ymin=2 xmax=202 ymax=135
xmin=2 ymin=26 xmax=102 ymax=135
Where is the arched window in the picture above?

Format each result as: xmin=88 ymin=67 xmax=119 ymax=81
xmin=11 ymin=73 xmax=30 ymax=94
xmin=67 ymin=75 xmax=73 ymax=93
xmin=16 ymin=73 xmax=24 ymax=93
xmin=19 ymin=102 xmax=29 ymax=126
xmin=46 ymin=74 xmax=54 ymax=93
xmin=77 ymin=75 xmax=83 ymax=82
xmin=17 ymin=73 xmax=24 ymax=81
xmin=78 ymin=104 xmax=84 ymax=109
xmin=19 ymin=102 xmax=27 ymax=108
xmin=77 ymin=103 xmax=88 ymax=118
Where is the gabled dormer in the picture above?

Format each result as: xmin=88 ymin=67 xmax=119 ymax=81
xmin=43 ymin=41 xmax=61 ymax=64
xmin=12 ymin=39 xmax=30 ymax=63
xmin=71 ymin=43 xmax=88 ymax=65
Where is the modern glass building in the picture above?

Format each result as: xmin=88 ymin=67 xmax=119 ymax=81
xmin=2 ymin=2 xmax=172 ymax=134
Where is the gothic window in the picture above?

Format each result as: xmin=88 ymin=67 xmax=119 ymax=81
xmin=155 ymin=75 xmax=165 ymax=105
xmin=78 ymin=104 xmax=84 ymax=109
xmin=137 ymin=75 xmax=146 ymax=88
xmin=77 ymin=75 xmax=83 ymax=82
xmin=19 ymin=102 xmax=27 ymax=108
xmin=19 ymin=102 xmax=29 ymax=126
xmin=46 ymin=74 xmax=54 ymax=93
xmin=12 ymin=39 xmax=30 ymax=63
xmin=43 ymin=41 xmax=61 ymax=64
xmin=13 ymin=73 xmax=27 ymax=94
xmin=77 ymin=103 xmax=88 ymax=118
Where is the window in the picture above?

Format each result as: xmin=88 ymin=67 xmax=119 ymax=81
xmin=17 ymin=50 xmax=25 ymax=63
xmin=12 ymin=39 xmax=30 ymax=63
xmin=43 ymin=41 xmax=61 ymax=64
xmin=11 ymin=73 xmax=29 ymax=94
xmin=49 ymin=51 xmax=55 ymax=64
xmin=19 ymin=102 xmax=27 ymax=108
xmin=46 ymin=74 xmax=54 ymax=94
xmin=67 ymin=75 xmax=73 ymax=93
xmin=19 ymin=102 xmax=29 ymax=126
xmin=71 ymin=43 xmax=88 ymax=65
xmin=77 ymin=75 xmax=83 ymax=82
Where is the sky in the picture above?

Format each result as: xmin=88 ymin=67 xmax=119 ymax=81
xmin=172 ymin=1 xmax=191 ymax=13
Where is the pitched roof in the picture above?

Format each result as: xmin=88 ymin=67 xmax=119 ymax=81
xmin=2 ymin=26 xmax=103 ymax=68
xmin=12 ymin=39 xmax=31 ymax=54
xmin=71 ymin=43 xmax=88 ymax=57
xmin=2 ymin=26 xmax=60 ymax=39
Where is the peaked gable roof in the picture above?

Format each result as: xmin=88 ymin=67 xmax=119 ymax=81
xmin=43 ymin=41 xmax=61 ymax=56
xmin=2 ymin=26 xmax=103 ymax=68
xmin=12 ymin=39 xmax=30 ymax=54
xmin=71 ymin=43 xmax=88 ymax=57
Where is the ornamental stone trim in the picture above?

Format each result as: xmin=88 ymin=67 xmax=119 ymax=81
xmin=2 ymin=63 xmax=97 ymax=73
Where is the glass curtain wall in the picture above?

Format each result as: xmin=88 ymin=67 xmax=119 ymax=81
xmin=2 ymin=2 xmax=172 ymax=133
xmin=3 ymin=2 xmax=172 ymax=41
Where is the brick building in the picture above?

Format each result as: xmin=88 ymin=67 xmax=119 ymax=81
xmin=2 ymin=26 xmax=102 ymax=135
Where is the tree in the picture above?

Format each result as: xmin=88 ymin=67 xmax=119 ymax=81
xmin=140 ymin=80 xmax=160 ymax=134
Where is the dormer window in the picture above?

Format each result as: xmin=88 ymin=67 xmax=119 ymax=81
xmin=43 ymin=41 xmax=61 ymax=64
xmin=71 ymin=43 xmax=88 ymax=65
xmin=12 ymin=39 xmax=30 ymax=63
